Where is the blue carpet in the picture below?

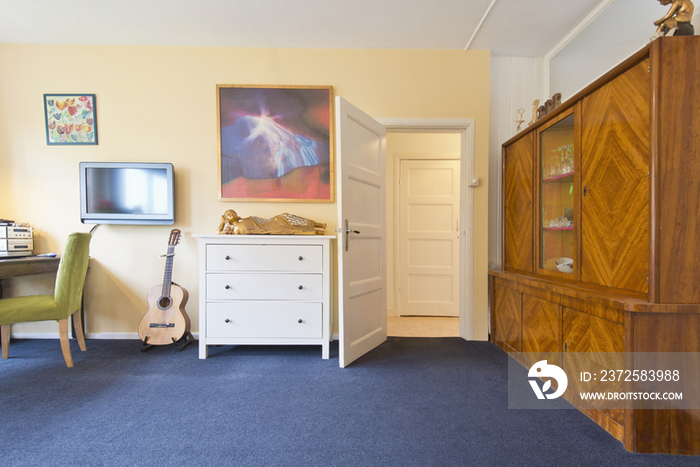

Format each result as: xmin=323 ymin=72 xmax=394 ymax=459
xmin=0 ymin=337 xmax=697 ymax=466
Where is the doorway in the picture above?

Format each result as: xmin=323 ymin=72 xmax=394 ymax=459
xmin=335 ymin=104 xmax=477 ymax=366
xmin=384 ymin=130 xmax=465 ymax=338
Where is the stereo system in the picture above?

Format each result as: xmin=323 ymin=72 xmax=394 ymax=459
xmin=0 ymin=226 xmax=34 ymax=257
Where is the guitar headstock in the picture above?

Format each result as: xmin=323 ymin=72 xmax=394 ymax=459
xmin=168 ymin=229 xmax=182 ymax=247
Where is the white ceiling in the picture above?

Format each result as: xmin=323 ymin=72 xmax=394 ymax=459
xmin=0 ymin=0 xmax=606 ymax=57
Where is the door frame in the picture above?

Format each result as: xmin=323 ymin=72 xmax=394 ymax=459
xmin=378 ymin=118 xmax=476 ymax=340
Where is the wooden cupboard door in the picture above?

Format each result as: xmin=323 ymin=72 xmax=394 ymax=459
xmin=581 ymin=60 xmax=650 ymax=295
xmin=493 ymin=285 xmax=521 ymax=352
xmin=658 ymin=38 xmax=700 ymax=304
xmin=563 ymin=307 xmax=625 ymax=425
xmin=563 ymin=307 xmax=624 ymax=353
xmin=522 ymin=294 xmax=560 ymax=364
xmin=504 ymin=132 xmax=534 ymax=272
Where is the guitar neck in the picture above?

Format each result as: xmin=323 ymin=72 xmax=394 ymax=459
xmin=161 ymin=245 xmax=175 ymax=297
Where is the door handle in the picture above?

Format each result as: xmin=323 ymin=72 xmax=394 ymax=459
xmin=344 ymin=219 xmax=360 ymax=252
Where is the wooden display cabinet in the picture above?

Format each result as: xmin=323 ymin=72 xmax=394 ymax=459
xmin=492 ymin=36 xmax=700 ymax=455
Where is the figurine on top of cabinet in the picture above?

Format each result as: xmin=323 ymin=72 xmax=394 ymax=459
xmin=552 ymin=93 xmax=562 ymax=108
xmin=652 ymin=0 xmax=695 ymax=40
xmin=536 ymin=93 xmax=563 ymax=121
xmin=529 ymin=99 xmax=540 ymax=125
xmin=217 ymin=209 xmax=327 ymax=235
xmin=515 ymin=108 xmax=525 ymax=132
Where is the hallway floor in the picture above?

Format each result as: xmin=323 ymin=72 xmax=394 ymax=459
xmin=387 ymin=316 xmax=460 ymax=337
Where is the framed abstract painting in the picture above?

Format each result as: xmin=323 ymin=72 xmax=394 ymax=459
xmin=217 ymin=85 xmax=334 ymax=202
xmin=43 ymin=94 xmax=97 ymax=145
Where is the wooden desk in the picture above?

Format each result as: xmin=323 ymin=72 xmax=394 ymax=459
xmin=0 ymin=256 xmax=61 ymax=297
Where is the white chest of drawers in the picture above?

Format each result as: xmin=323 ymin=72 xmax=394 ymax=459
xmin=194 ymin=235 xmax=334 ymax=359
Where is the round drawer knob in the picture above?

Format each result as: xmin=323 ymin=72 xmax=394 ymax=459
xmin=298 ymin=256 xmax=303 ymax=261
xmin=225 ymin=255 xmax=231 ymax=260
xmin=225 ymin=319 xmax=230 ymax=323
xmin=298 ymin=285 xmax=303 ymax=290
xmin=225 ymin=285 xmax=231 ymax=289
xmin=298 ymin=319 xmax=303 ymax=324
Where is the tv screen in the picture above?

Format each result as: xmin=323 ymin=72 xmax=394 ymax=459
xmin=79 ymin=162 xmax=174 ymax=225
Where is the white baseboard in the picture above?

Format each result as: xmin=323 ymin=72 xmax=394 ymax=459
xmin=11 ymin=332 xmax=200 ymax=340
xmin=86 ymin=332 xmax=140 ymax=340
xmin=85 ymin=332 xmax=201 ymax=340
xmin=10 ymin=333 xmax=61 ymax=339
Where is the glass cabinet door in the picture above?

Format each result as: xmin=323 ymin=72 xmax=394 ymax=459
xmin=539 ymin=113 xmax=575 ymax=274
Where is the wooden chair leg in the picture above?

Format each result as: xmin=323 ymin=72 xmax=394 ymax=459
xmin=72 ymin=309 xmax=87 ymax=352
xmin=58 ymin=319 xmax=74 ymax=368
xmin=1 ymin=324 xmax=10 ymax=359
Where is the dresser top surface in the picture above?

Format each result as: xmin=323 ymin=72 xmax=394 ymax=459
xmin=193 ymin=234 xmax=336 ymax=240
xmin=192 ymin=234 xmax=336 ymax=244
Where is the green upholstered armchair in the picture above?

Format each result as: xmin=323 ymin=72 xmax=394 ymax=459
xmin=0 ymin=232 xmax=91 ymax=367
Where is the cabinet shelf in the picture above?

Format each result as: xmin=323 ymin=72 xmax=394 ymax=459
xmin=539 ymin=113 xmax=576 ymax=275
xmin=543 ymin=172 xmax=574 ymax=183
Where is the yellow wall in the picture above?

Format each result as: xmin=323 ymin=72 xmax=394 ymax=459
xmin=0 ymin=44 xmax=490 ymax=340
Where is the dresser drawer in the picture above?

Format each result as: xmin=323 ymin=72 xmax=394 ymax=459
xmin=207 ymin=273 xmax=323 ymax=300
xmin=206 ymin=302 xmax=323 ymax=338
xmin=206 ymin=244 xmax=322 ymax=272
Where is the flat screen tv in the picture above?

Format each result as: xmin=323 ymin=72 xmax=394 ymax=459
xmin=79 ymin=162 xmax=175 ymax=225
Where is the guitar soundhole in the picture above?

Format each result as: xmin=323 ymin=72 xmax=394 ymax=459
xmin=158 ymin=296 xmax=172 ymax=310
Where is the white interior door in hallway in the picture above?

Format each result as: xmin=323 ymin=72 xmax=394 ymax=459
xmin=399 ymin=159 xmax=461 ymax=317
xmin=336 ymin=96 xmax=387 ymax=368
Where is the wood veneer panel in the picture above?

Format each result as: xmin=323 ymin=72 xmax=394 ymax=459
xmin=562 ymin=307 xmax=625 ymax=354
xmin=561 ymin=392 xmax=625 ymax=443
xmin=489 ymin=270 xmax=648 ymax=313
xmin=658 ymin=37 xmax=700 ymax=303
xmin=489 ymin=275 xmax=496 ymax=341
xmin=504 ymin=133 xmax=534 ymax=272
xmin=493 ymin=285 xmax=521 ymax=352
xmin=563 ymin=307 xmax=625 ymax=425
xmin=522 ymin=294 xmax=560 ymax=358
xmin=581 ymin=60 xmax=650 ymax=295
xmin=633 ymin=313 xmax=700 ymax=455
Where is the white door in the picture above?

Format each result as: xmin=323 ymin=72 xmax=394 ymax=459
xmin=399 ymin=159 xmax=461 ymax=317
xmin=336 ymin=96 xmax=387 ymax=368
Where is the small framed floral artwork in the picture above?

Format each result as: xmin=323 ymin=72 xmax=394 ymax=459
xmin=43 ymin=94 xmax=97 ymax=145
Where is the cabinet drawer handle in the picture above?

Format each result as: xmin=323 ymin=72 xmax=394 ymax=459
xmin=225 ymin=285 xmax=231 ymax=289
xmin=225 ymin=319 xmax=231 ymax=323
xmin=298 ymin=256 xmax=303 ymax=261
xmin=298 ymin=285 xmax=303 ymax=290
xmin=298 ymin=319 xmax=303 ymax=324
xmin=225 ymin=255 xmax=231 ymax=260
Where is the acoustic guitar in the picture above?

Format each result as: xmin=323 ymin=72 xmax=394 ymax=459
xmin=138 ymin=229 xmax=192 ymax=347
